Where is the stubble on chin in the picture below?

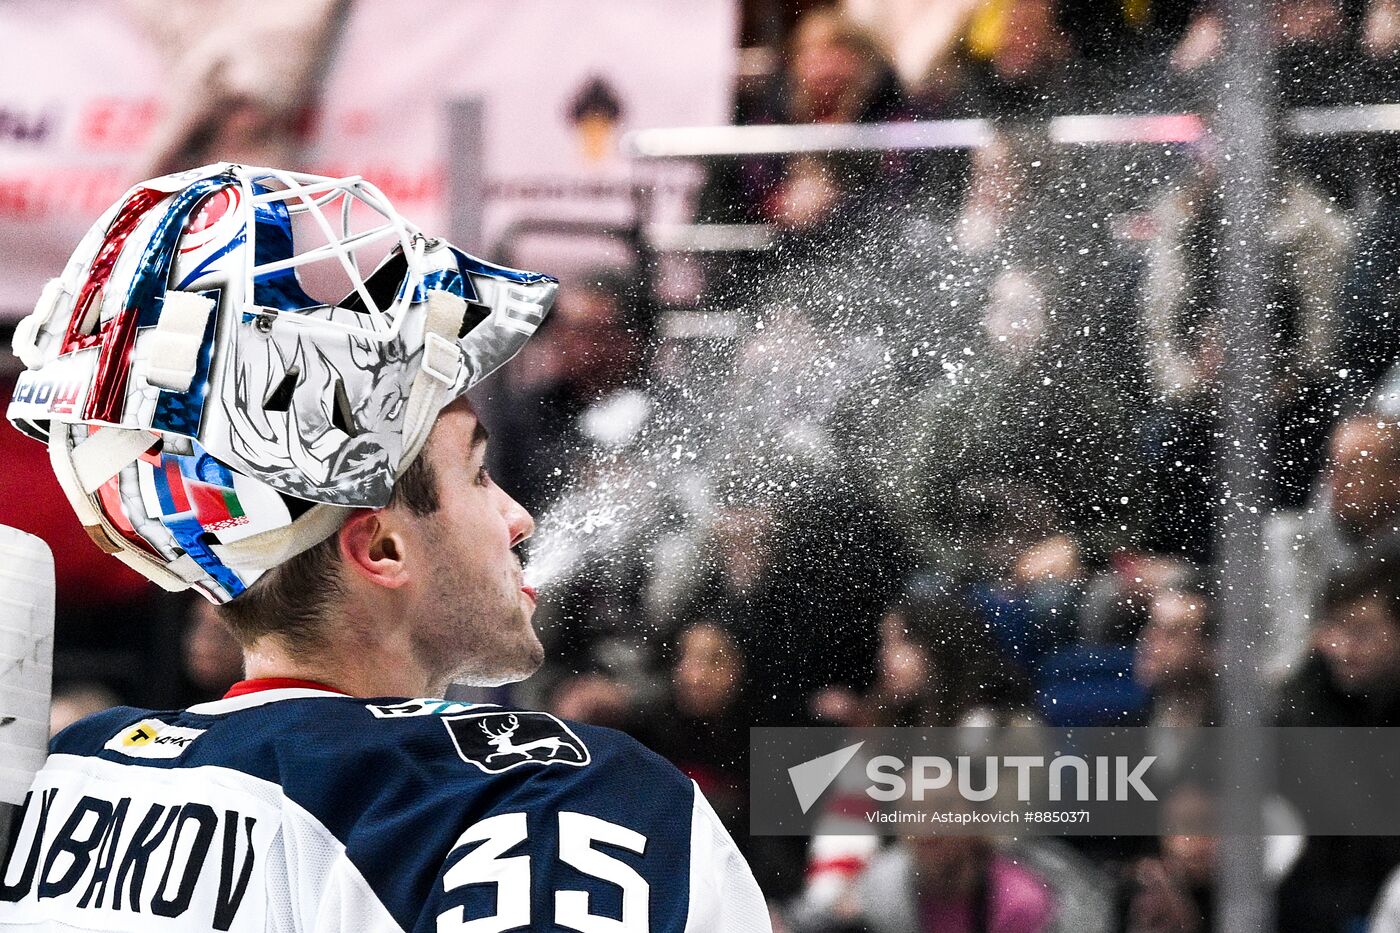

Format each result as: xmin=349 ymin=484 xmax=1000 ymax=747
xmin=439 ymin=605 xmax=545 ymax=689
xmin=505 ymin=626 xmax=546 ymax=684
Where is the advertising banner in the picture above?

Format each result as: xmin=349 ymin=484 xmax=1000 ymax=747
xmin=0 ymin=0 xmax=736 ymax=316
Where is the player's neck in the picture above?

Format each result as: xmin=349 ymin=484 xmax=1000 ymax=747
xmin=241 ymin=619 xmax=437 ymax=699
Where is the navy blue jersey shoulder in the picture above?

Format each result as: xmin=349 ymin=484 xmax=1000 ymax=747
xmin=50 ymin=698 xmax=697 ymax=931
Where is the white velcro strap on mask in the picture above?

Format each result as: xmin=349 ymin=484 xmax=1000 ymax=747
xmin=48 ymin=428 xmax=103 ymax=529
xmin=398 ymin=289 xmax=470 ymax=473
xmin=421 ymin=290 xmax=467 ymax=385
xmin=422 ymin=332 xmax=463 ymax=385
xmin=71 ymin=428 xmax=158 ymax=494
xmin=216 ymin=503 xmax=351 ymax=577
xmin=13 ymin=278 xmax=67 ymax=370
xmin=145 ymin=291 xmax=215 ymax=392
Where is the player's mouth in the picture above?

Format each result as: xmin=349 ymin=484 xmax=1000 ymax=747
xmin=521 ymin=585 xmax=538 ymax=604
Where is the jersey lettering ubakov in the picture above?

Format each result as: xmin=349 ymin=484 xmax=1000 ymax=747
xmin=1 ymin=780 xmax=268 ymax=932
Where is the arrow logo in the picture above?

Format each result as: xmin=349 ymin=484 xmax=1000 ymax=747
xmin=788 ymin=741 xmax=864 ymax=814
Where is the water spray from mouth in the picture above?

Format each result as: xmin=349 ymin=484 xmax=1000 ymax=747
xmin=519 ymin=135 xmax=1153 ymax=605
xmin=523 ymin=495 xmax=631 ymax=591
xmin=516 ymin=267 xmax=906 ymax=602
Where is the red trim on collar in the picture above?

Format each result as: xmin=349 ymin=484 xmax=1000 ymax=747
xmin=222 ymin=678 xmax=346 ymax=699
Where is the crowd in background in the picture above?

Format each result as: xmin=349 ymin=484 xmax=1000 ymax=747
xmin=14 ymin=1 xmax=1400 ymax=931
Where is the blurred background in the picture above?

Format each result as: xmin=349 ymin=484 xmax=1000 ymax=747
xmin=7 ymin=0 xmax=1400 ymax=930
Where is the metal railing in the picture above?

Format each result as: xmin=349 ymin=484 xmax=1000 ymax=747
xmin=624 ymin=104 xmax=1400 ymax=160
xmin=618 ymin=104 xmax=1400 ymax=263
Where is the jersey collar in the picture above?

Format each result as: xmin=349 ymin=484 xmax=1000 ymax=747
xmin=186 ymin=678 xmax=348 ymax=715
xmin=223 ymin=677 xmax=346 ymax=698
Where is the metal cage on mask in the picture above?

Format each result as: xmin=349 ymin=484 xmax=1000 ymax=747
xmin=7 ymin=163 xmax=557 ymax=604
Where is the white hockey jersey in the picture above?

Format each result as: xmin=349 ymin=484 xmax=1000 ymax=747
xmin=0 ymin=681 xmax=771 ymax=932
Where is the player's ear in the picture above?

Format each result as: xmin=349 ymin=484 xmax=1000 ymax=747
xmin=337 ymin=510 xmax=410 ymax=590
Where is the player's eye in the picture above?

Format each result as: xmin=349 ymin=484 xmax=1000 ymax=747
xmin=475 ymin=464 xmax=491 ymax=487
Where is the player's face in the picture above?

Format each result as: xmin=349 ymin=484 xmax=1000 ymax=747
xmin=410 ymin=398 xmax=541 ymax=688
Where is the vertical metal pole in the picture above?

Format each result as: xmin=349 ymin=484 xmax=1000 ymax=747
xmin=1214 ymin=1 xmax=1277 ymax=931
xmin=443 ymin=95 xmax=502 ymax=477
xmin=445 ymin=97 xmax=487 ymax=252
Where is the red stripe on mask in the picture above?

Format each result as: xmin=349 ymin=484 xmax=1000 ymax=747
xmin=60 ymin=186 xmax=167 ymax=423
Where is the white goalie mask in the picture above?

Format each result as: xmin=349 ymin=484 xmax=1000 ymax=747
xmin=6 ymin=163 xmax=558 ymax=603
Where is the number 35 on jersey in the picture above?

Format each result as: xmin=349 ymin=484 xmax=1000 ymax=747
xmin=437 ymin=811 xmax=646 ymax=933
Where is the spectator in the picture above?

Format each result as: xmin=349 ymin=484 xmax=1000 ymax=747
xmin=633 ymin=619 xmax=810 ymax=901
xmin=1265 ymin=415 xmax=1400 ymax=687
xmin=1121 ymin=784 xmax=1217 ymax=933
xmin=644 ymin=621 xmax=750 ymax=821
xmin=786 ymin=6 xmax=907 ymax=125
xmin=880 ymin=833 xmax=1054 ymax=933
xmin=888 ymin=128 xmax=1149 ymax=567
xmin=1059 ymin=0 xmax=1201 ymax=75
xmin=1328 ymin=417 xmax=1400 ymax=542
xmin=1171 ymin=0 xmax=1360 ymax=99
xmin=1081 ymin=553 xmax=1196 ymax=645
xmin=1134 ymin=588 xmax=1217 ymax=728
xmin=793 ymin=781 xmax=1114 ymax=933
xmin=954 ymin=0 xmax=1106 ymax=117
xmin=976 ymin=532 xmax=1086 ymax=675
xmin=1365 ymin=0 xmax=1400 ymax=58
xmin=1139 ymin=153 xmax=1353 ymax=560
xmin=1171 ymin=0 xmax=1369 ymax=204
xmin=812 ymin=592 xmax=1033 ymax=727
xmin=671 ymin=476 xmax=906 ymax=724
xmin=842 ymin=0 xmax=980 ymax=109
xmin=698 ymin=5 xmax=915 ymax=236
xmin=1275 ymin=564 xmax=1400 ymax=933
xmin=1279 ymin=566 xmax=1400 ymax=725
xmin=548 ymin=672 xmax=636 ymax=731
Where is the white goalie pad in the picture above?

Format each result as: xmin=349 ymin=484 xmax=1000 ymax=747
xmin=0 ymin=526 xmax=54 ymax=806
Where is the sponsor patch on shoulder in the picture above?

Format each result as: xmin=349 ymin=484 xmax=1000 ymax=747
xmin=366 ymin=698 xmax=487 ymax=718
xmin=443 ymin=711 xmax=590 ymax=774
xmin=103 ymin=719 xmax=205 ymax=759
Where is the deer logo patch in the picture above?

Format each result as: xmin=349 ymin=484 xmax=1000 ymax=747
xmin=443 ymin=711 xmax=591 ymax=774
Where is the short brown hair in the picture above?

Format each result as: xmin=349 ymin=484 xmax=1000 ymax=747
xmin=218 ymin=450 xmax=441 ymax=653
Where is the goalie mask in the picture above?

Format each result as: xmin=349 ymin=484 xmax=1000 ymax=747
xmin=6 ymin=163 xmax=557 ymax=604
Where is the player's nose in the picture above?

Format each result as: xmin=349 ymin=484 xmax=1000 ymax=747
xmin=500 ymin=488 xmax=534 ymax=547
